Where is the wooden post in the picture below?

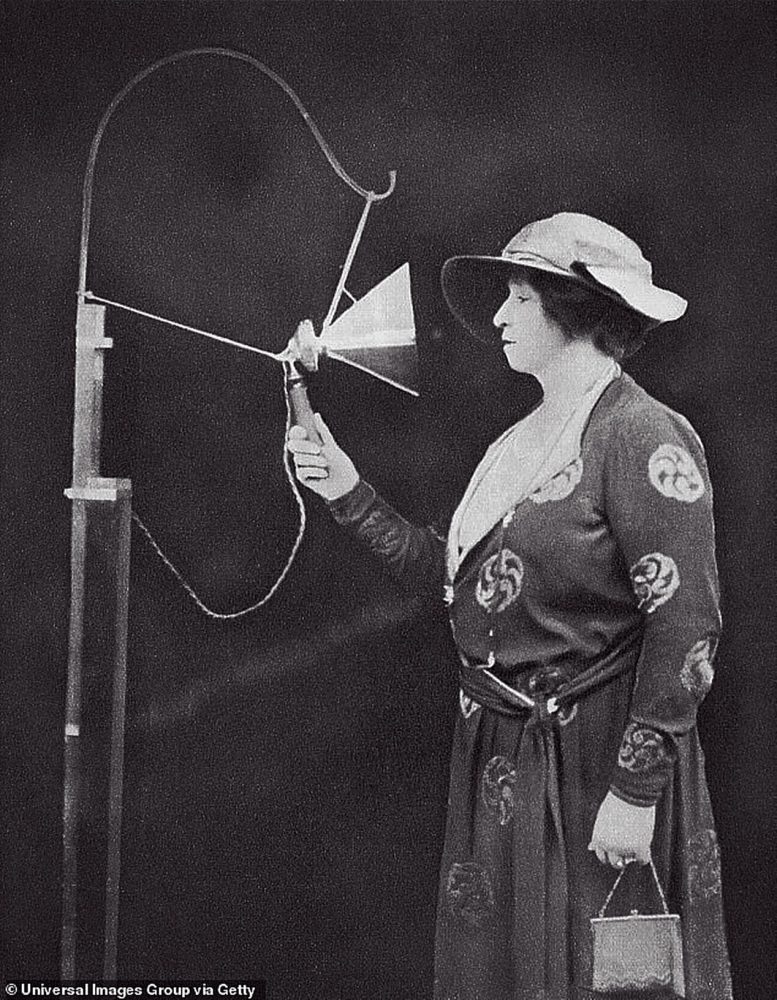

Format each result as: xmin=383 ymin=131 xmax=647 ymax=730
xmin=62 ymin=301 xmax=132 ymax=979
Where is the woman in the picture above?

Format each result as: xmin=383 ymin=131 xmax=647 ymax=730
xmin=287 ymin=213 xmax=732 ymax=1000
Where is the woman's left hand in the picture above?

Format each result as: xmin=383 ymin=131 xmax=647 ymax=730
xmin=588 ymin=791 xmax=655 ymax=869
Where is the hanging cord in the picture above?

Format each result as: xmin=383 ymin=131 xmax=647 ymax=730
xmin=130 ymin=367 xmax=308 ymax=620
xmin=80 ymin=292 xmax=305 ymax=618
xmin=82 ymin=288 xmax=309 ymax=618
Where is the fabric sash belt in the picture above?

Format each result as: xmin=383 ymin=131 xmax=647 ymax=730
xmin=458 ymin=630 xmax=642 ymax=723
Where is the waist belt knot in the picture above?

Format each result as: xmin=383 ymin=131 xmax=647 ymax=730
xmin=459 ymin=658 xmax=574 ymax=723
xmin=457 ymin=631 xmax=643 ymax=722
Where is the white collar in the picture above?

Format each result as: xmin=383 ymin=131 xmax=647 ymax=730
xmin=447 ymin=361 xmax=619 ymax=579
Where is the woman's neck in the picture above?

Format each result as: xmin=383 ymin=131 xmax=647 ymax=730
xmin=535 ymin=341 xmax=616 ymax=415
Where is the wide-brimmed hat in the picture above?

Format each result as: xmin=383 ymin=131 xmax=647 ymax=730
xmin=441 ymin=212 xmax=687 ymax=342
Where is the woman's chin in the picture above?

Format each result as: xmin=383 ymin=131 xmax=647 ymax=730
xmin=503 ymin=347 xmax=528 ymax=373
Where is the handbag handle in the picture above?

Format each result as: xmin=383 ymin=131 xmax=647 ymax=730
xmin=598 ymin=859 xmax=670 ymax=919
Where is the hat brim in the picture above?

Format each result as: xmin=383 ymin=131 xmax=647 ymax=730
xmin=441 ymin=257 xmax=530 ymax=344
xmin=577 ymin=263 xmax=687 ymax=322
xmin=441 ymin=255 xmax=687 ymax=344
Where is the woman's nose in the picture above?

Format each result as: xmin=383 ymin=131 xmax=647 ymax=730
xmin=493 ymin=295 xmax=509 ymax=328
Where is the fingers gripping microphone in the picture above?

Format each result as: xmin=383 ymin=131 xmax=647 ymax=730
xmin=284 ymin=364 xmax=322 ymax=445
xmin=284 ymin=319 xmax=323 ymax=445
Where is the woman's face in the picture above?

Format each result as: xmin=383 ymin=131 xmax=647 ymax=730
xmin=493 ymin=278 xmax=569 ymax=375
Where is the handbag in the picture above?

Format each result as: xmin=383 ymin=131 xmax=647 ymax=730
xmin=590 ymin=859 xmax=685 ymax=998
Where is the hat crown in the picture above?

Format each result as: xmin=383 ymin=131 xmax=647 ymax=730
xmin=504 ymin=212 xmax=652 ymax=279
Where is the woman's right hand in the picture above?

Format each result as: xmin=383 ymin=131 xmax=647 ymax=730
xmin=286 ymin=413 xmax=359 ymax=502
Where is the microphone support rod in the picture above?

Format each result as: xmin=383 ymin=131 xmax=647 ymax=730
xmin=82 ymin=292 xmax=286 ymax=361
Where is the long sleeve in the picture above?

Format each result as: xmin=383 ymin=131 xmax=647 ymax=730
xmin=603 ymin=403 xmax=721 ymax=805
xmin=326 ymin=479 xmax=446 ymax=595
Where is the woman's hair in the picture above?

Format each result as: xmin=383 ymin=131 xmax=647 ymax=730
xmin=517 ymin=267 xmax=653 ymax=360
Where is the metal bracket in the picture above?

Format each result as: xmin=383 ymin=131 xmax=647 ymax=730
xmin=65 ymin=477 xmax=132 ymax=502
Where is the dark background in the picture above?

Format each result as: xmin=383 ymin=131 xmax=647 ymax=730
xmin=2 ymin=2 xmax=775 ymax=998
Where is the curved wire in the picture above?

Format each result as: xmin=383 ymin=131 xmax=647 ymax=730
xmin=77 ymin=46 xmax=396 ymax=296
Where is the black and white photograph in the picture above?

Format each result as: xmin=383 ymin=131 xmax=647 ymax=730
xmin=1 ymin=2 xmax=775 ymax=998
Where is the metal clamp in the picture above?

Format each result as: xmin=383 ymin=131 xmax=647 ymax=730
xmin=65 ymin=477 xmax=132 ymax=502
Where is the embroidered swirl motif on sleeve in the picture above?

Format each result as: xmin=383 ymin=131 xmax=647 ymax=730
xmin=445 ymin=861 xmax=495 ymax=925
xmin=630 ymin=552 xmax=680 ymax=613
xmin=481 ymin=755 xmax=519 ymax=825
xmin=618 ymin=723 xmax=669 ymax=773
xmin=680 ymin=638 xmax=716 ymax=697
xmin=356 ymin=510 xmax=408 ymax=557
xmin=529 ymin=457 xmax=583 ymax=504
xmin=475 ymin=549 xmax=524 ymax=613
xmin=648 ymin=443 xmax=705 ymax=502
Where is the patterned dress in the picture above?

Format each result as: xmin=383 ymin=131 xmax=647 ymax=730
xmin=327 ymin=372 xmax=732 ymax=1000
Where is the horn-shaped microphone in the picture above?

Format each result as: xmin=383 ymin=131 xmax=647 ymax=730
xmin=283 ymin=263 xmax=418 ymax=441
